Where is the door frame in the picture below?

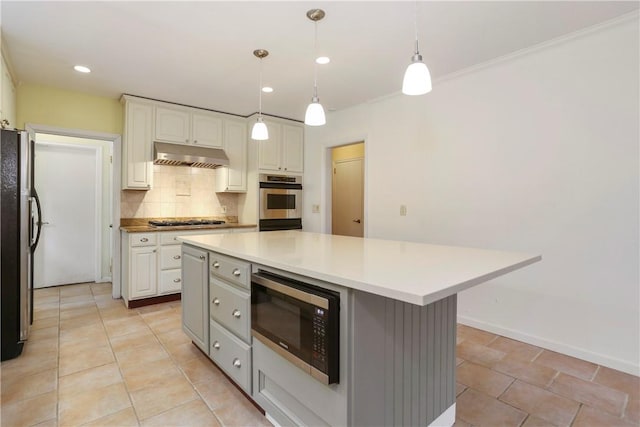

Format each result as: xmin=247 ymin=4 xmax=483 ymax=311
xmin=26 ymin=123 xmax=122 ymax=299
xmin=34 ymin=141 xmax=102 ymax=285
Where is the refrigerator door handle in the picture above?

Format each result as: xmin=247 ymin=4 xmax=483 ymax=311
xmin=31 ymin=188 xmax=43 ymax=251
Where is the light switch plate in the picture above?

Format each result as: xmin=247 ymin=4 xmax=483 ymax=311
xmin=400 ymin=205 xmax=407 ymax=216
xmin=312 ymin=204 xmax=320 ymax=213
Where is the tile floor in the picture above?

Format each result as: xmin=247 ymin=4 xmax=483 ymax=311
xmin=1 ymin=282 xmax=638 ymax=426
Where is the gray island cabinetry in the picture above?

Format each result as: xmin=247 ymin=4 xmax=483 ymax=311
xmin=179 ymin=231 xmax=541 ymax=426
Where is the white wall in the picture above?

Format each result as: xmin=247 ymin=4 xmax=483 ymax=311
xmin=304 ymin=16 xmax=639 ymax=374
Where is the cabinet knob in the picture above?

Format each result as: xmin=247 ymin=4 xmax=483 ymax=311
xmin=232 ymin=269 xmax=241 ymax=277
xmin=173 ymin=237 xmax=178 ymax=241
xmin=147 ymin=184 xmax=151 ymax=188
xmin=185 ymin=138 xmax=189 ymax=143
xmin=278 ymin=167 xmax=282 ymax=170
xmin=212 ymin=298 xmax=220 ymax=306
xmin=173 ymin=278 xmax=181 ymax=283
xmin=199 ymin=255 xmax=205 ymax=260
xmin=152 ymin=249 xmax=157 ymax=253
xmin=213 ymin=341 xmax=220 ymax=350
xmin=233 ymin=358 xmax=241 ymax=368
xmin=140 ymin=237 xmax=148 ymax=242
xmin=174 ymin=255 xmax=181 ymax=260
xmin=284 ymin=168 xmax=287 ymax=171
xmin=194 ymin=140 xmax=198 ymax=144
xmin=212 ymin=261 xmax=220 ymax=269
xmin=232 ymin=309 xmax=241 ymax=318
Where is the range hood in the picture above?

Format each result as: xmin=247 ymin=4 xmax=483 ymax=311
xmin=153 ymin=142 xmax=229 ymax=169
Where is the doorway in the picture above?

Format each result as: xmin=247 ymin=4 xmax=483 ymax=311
xmin=331 ymin=142 xmax=364 ymax=237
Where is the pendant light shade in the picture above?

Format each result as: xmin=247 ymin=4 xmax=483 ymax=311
xmin=402 ymin=2 xmax=432 ymax=96
xmin=251 ymin=49 xmax=269 ymax=140
xmin=305 ymin=9 xmax=327 ymax=127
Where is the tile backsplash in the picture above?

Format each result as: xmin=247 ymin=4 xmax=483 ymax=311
xmin=121 ymin=165 xmax=237 ymax=218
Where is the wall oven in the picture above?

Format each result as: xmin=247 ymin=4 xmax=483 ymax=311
xmin=251 ymin=270 xmax=339 ymax=385
xmin=259 ymin=174 xmax=302 ymax=231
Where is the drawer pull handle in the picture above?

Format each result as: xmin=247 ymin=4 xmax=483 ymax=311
xmin=232 ymin=269 xmax=241 ymax=277
xmin=213 ymin=341 xmax=220 ymax=350
xmin=232 ymin=309 xmax=241 ymax=318
xmin=212 ymin=298 xmax=220 ymax=306
xmin=212 ymin=261 xmax=220 ymax=269
xmin=174 ymin=255 xmax=181 ymax=260
xmin=140 ymin=237 xmax=148 ymax=242
xmin=233 ymin=358 xmax=241 ymax=368
xmin=174 ymin=237 xmax=178 ymax=241
xmin=173 ymin=278 xmax=181 ymax=283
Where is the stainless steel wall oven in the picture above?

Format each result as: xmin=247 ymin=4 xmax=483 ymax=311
xmin=259 ymin=174 xmax=302 ymax=231
xmin=251 ymin=270 xmax=339 ymax=384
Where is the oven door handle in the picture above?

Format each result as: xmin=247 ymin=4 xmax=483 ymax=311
xmin=252 ymin=274 xmax=329 ymax=309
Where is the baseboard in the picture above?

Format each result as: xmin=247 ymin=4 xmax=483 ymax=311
xmin=457 ymin=315 xmax=639 ymax=377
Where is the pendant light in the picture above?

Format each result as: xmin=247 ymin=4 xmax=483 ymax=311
xmin=402 ymin=1 xmax=432 ymax=96
xmin=251 ymin=49 xmax=269 ymax=140
xmin=304 ymin=9 xmax=326 ymax=126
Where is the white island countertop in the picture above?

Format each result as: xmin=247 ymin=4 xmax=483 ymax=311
xmin=178 ymin=231 xmax=541 ymax=306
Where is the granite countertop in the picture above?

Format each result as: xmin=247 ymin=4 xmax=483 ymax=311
xmin=120 ymin=217 xmax=257 ymax=233
xmin=178 ymin=230 xmax=541 ymax=306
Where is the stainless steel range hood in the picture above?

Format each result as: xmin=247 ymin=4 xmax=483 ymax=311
xmin=153 ymin=142 xmax=229 ymax=169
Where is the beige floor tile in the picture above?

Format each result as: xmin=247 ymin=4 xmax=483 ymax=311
xmin=457 ymin=361 xmax=515 ymax=397
xmin=90 ymin=282 xmax=113 ymax=295
xmin=549 ymin=372 xmax=627 ymax=417
xmin=59 ymin=314 xmax=103 ymax=332
xmin=457 ymin=324 xmax=498 ymax=346
xmin=121 ymin=358 xmax=184 ymax=392
xmin=500 ymin=380 xmax=580 ymax=426
xmin=104 ymin=316 xmax=150 ymax=338
xmin=213 ymin=395 xmax=272 ymax=427
xmin=1 ymin=368 xmax=57 ymax=405
xmin=165 ymin=341 xmax=206 ymax=365
xmin=59 ymin=363 xmax=123 ymax=399
xmin=489 ymin=337 xmax=543 ymax=362
xmin=96 ymin=297 xmax=130 ymax=311
xmin=29 ymin=326 xmax=59 ymax=341
xmin=59 ymin=304 xmax=99 ymax=320
xmin=59 ymin=346 xmax=115 ymax=377
xmin=572 ymin=404 xmax=636 ymax=427
xmin=452 ymin=419 xmax=471 ymax=427
xmin=108 ymin=328 xmax=159 ymax=353
xmin=521 ymin=415 xmax=557 ymax=427
xmin=59 ymin=382 xmax=131 ymax=426
xmin=193 ymin=375 xmax=241 ymax=411
xmin=456 ymin=383 xmax=467 ymax=397
xmin=59 ymin=283 xmax=93 ymax=297
xmin=59 ymin=323 xmax=107 ymax=343
xmin=129 ymin=377 xmax=199 ymax=420
xmin=32 ymin=418 xmax=57 ymax=427
xmin=492 ymin=356 xmax=559 ymax=388
xmin=456 ymin=388 xmax=527 ymax=426
xmin=140 ymin=398 xmax=220 ymax=426
xmin=0 ymin=349 xmax=58 ymax=380
xmin=136 ymin=302 xmax=175 ymax=315
xmin=156 ymin=328 xmax=192 ymax=348
xmin=34 ymin=307 xmax=59 ymax=321
xmin=115 ymin=341 xmax=170 ymax=368
xmin=144 ymin=314 xmax=182 ymax=334
xmin=31 ymin=316 xmax=60 ymax=331
xmin=457 ymin=340 xmax=506 ymax=368
xmin=59 ymin=335 xmax=110 ymax=358
xmin=0 ymin=390 xmax=57 ymax=427
xmin=625 ymin=395 xmax=640 ymax=424
xmin=23 ymin=336 xmax=59 ymax=354
xmin=180 ymin=356 xmax=224 ymax=385
xmin=594 ymin=366 xmax=640 ymax=398
xmin=35 ymin=287 xmax=60 ymax=297
xmin=82 ymin=406 xmax=139 ymax=427
xmin=534 ymin=350 xmax=598 ymax=381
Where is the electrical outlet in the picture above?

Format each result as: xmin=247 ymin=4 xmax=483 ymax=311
xmin=221 ymin=205 xmax=227 ymax=214
xmin=312 ymin=204 xmax=320 ymax=213
xmin=400 ymin=205 xmax=407 ymax=216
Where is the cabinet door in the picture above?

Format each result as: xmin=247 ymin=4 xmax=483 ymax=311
xmin=130 ymin=246 xmax=157 ymax=298
xmin=182 ymin=245 xmax=209 ymax=353
xmin=192 ymin=113 xmax=223 ymax=148
xmin=216 ymin=119 xmax=247 ymax=192
xmin=155 ymin=107 xmax=190 ymax=144
xmin=282 ymin=124 xmax=304 ymax=173
xmin=258 ymin=121 xmax=281 ymax=171
xmin=125 ymin=102 xmax=153 ymax=189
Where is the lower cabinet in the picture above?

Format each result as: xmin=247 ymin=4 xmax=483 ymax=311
xmin=210 ymin=320 xmax=251 ymax=392
xmin=182 ymin=245 xmax=209 ymax=353
xmin=129 ymin=246 xmax=157 ymax=297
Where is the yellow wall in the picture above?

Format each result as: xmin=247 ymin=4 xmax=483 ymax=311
xmin=16 ymin=84 xmax=122 ymax=135
xmin=332 ymin=142 xmax=364 ymax=162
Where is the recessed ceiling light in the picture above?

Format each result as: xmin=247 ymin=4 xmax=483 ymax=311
xmin=73 ymin=65 xmax=91 ymax=73
xmin=316 ymin=56 xmax=330 ymax=65
xmin=261 ymin=86 xmax=274 ymax=93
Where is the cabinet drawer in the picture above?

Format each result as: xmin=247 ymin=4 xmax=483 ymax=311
xmin=159 ymin=269 xmax=182 ymax=294
xmin=160 ymin=232 xmax=183 ymax=245
xmin=210 ymin=320 xmax=251 ymax=393
xmin=160 ymin=245 xmax=182 ymax=270
xmin=209 ymin=252 xmax=250 ymax=289
xmin=209 ymin=277 xmax=250 ymax=343
xmin=130 ymin=233 xmax=157 ymax=247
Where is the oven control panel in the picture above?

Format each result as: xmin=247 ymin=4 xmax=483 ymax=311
xmin=312 ymin=307 xmax=328 ymax=371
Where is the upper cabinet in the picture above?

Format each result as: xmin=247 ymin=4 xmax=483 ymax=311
xmin=155 ymin=105 xmax=223 ymax=148
xmin=0 ymin=54 xmax=16 ymax=129
xmin=216 ymin=118 xmax=247 ymax=193
xmin=121 ymin=96 xmax=153 ymax=190
xmin=258 ymin=119 xmax=304 ymax=174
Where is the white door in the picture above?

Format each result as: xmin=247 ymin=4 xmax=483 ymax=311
xmin=34 ymin=143 xmax=98 ymax=287
xmin=332 ymin=158 xmax=364 ymax=237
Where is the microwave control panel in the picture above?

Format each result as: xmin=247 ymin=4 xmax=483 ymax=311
xmin=312 ymin=307 xmax=328 ymax=371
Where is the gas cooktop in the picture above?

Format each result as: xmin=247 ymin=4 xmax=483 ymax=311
xmin=148 ymin=219 xmax=226 ymax=227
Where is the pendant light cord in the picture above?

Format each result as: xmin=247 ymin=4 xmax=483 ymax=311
xmin=258 ymin=57 xmax=263 ymax=116
xmin=414 ymin=0 xmax=419 ymax=55
xmin=313 ymin=20 xmax=319 ymax=98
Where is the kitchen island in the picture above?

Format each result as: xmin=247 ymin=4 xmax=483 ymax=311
xmin=179 ymin=231 xmax=540 ymax=426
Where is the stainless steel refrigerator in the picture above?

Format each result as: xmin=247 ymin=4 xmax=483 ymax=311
xmin=1 ymin=129 xmax=42 ymax=361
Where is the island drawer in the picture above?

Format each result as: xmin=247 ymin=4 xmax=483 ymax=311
xmin=209 ymin=277 xmax=250 ymax=343
xmin=130 ymin=233 xmax=157 ymax=247
xmin=209 ymin=252 xmax=250 ymax=289
xmin=159 ymin=269 xmax=182 ymax=294
xmin=210 ymin=320 xmax=251 ymax=393
xmin=160 ymin=245 xmax=182 ymax=270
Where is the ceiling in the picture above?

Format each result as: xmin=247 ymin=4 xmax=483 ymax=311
xmin=1 ymin=1 xmax=638 ymax=121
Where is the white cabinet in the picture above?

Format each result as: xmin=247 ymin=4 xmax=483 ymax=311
xmin=121 ymin=96 xmax=153 ymax=190
xmin=155 ymin=105 xmax=223 ymax=148
xmin=182 ymin=245 xmax=209 ymax=353
xmin=216 ymin=118 xmax=247 ymax=192
xmin=259 ymin=120 xmax=304 ymax=174
xmin=130 ymin=247 xmax=157 ymax=298
xmin=0 ymin=55 xmax=16 ymax=129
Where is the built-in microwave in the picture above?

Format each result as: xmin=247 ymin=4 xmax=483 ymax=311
xmin=259 ymin=174 xmax=302 ymax=231
xmin=251 ymin=270 xmax=339 ymax=385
